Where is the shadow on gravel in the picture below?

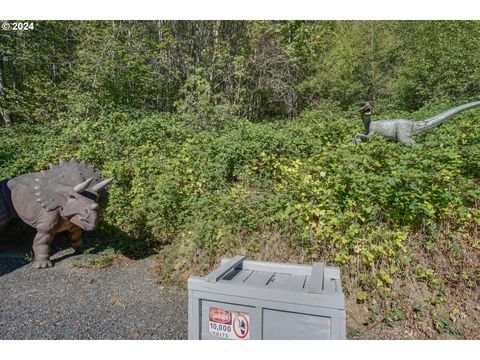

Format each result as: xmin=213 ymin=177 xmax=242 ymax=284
xmin=0 ymin=220 xmax=33 ymax=276
xmin=82 ymin=221 xmax=157 ymax=259
xmin=0 ymin=219 xmax=156 ymax=276
xmin=0 ymin=254 xmax=28 ymax=276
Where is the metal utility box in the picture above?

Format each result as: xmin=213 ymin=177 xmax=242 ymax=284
xmin=188 ymin=256 xmax=346 ymax=340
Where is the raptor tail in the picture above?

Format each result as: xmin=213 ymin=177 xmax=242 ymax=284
xmin=413 ymin=101 xmax=480 ymax=134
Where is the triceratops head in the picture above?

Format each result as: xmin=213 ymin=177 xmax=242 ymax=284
xmin=34 ymin=159 xmax=113 ymax=231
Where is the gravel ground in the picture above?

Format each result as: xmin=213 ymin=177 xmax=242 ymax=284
xmin=0 ymin=250 xmax=188 ymax=339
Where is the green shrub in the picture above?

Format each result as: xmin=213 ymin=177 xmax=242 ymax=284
xmin=1 ymin=104 xmax=479 ymax=294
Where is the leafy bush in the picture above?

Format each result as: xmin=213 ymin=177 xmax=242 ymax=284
xmin=2 ymin=104 xmax=479 ymax=283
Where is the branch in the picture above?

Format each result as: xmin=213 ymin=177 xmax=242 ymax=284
xmin=91 ymin=34 xmax=114 ymax=95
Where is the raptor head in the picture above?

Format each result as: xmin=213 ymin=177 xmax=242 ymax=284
xmin=359 ymin=102 xmax=373 ymax=116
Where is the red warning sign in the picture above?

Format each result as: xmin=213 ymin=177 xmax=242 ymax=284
xmin=209 ymin=307 xmax=250 ymax=340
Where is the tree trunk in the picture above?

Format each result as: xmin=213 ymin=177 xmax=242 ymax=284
xmin=0 ymin=68 xmax=11 ymax=126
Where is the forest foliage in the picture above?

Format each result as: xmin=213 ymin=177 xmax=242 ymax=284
xmin=1 ymin=21 xmax=480 ymax=336
xmin=2 ymin=21 xmax=480 ymax=125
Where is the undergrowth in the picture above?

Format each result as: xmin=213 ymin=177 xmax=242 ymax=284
xmin=1 ymin=102 xmax=479 ymax=338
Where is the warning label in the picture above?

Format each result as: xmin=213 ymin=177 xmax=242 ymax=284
xmin=208 ymin=307 xmax=250 ymax=340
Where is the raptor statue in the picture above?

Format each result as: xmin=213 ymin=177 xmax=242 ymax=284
xmin=352 ymin=101 xmax=480 ymax=145
xmin=0 ymin=159 xmax=113 ymax=269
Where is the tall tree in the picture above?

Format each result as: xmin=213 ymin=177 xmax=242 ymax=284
xmin=0 ymin=66 xmax=11 ymax=125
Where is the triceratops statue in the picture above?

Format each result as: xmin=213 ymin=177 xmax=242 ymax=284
xmin=0 ymin=159 xmax=113 ymax=269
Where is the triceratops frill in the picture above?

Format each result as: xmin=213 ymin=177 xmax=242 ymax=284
xmin=0 ymin=159 xmax=113 ymax=268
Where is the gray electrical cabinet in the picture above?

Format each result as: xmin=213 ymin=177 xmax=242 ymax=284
xmin=188 ymin=256 xmax=346 ymax=340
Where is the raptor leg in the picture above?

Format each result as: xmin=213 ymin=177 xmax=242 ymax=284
xmin=398 ymin=135 xmax=416 ymax=145
xmin=68 ymin=228 xmax=84 ymax=253
xmin=32 ymin=231 xmax=54 ymax=269
xmin=352 ymin=131 xmax=376 ymax=145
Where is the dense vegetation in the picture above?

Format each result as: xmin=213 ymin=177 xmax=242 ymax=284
xmin=1 ymin=21 xmax=479 ymax=338
xmin=3 ymin=21 xmax=480 ymax=124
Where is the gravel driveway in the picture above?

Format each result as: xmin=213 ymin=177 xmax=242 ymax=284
xmin=0 ymin=250 xmax=188 ymax=339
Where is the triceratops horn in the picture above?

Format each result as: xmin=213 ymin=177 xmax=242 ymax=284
xmin=74 ymin=177 xmax=94 ymax=193
xmin=91 ymin=177 xmax=114 ymax=193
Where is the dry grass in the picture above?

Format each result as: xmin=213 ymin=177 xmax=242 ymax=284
xmin=345 ymin=223 xmax=479 ymax=339
xmin=153 ymin=222 xmax=479 ymax=339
